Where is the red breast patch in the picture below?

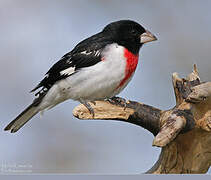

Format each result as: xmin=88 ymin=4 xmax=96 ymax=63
xmin=117 ymin=48 xmax=139 ymax=88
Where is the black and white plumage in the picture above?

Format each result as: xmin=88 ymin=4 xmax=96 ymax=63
xmin=4 ymin=20 xmax=157 ymax=133
xmin=31 ymin=36 xmax=107 ymax=92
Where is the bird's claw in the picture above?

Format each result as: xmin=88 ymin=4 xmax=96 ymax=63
xmin=87 ymin=106 xmax=95 ymax=118
xmin=106 ymin=96 xmax=127 ymax=110
xmin=80 ymin=100 xmax=95 ymax=118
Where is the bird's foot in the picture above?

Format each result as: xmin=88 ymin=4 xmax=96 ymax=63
xmin=80 ymin=100 xmax=95 ymax=118
xmin=106 ymin=96 xmax=127 ymax=110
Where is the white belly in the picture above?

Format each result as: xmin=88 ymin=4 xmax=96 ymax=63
xmin=65 ymin=43 xmax=127 ymax=101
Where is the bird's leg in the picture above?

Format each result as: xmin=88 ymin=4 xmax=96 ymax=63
xmin=106 ymin=96 xmax=127 ymax=110
xmin=79 ymin=99 xmax=95 ymax=117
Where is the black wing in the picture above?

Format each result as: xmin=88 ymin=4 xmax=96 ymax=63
xmin=30 ymin=49 xmax=102 ymax=93
xmin=31 ymin=32 xmax=112 ymax=93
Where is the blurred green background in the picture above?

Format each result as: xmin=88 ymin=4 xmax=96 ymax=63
xmin=0 ymin=0 xmax=210 ymax=174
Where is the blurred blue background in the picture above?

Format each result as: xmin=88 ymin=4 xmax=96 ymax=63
xmin=0 ymin=0 xmax=211 ymax=174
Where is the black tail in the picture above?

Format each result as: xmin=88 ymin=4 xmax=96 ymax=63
xmin=4 ymin=88 xmax=48 ymax=133
xmin=4 ymin=103 xmax=39 ymax=133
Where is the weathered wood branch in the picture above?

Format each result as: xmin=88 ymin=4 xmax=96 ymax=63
xmin=73 ymin=100 xmax=161 ymax=136
xmin=73 ymin=65 xmax=211 ymax=174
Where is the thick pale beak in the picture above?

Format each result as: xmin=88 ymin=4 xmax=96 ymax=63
xmin=140 ymin=30 xmax=157 ymax=44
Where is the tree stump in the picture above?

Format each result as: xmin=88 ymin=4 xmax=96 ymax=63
xmin=73 ymin=65 xmax=211 ymax=174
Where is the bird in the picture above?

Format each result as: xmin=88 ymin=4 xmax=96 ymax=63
xmin=4 ymin=20 xmax=157 ymax=133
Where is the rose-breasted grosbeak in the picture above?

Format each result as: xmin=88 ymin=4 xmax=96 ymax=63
xmin=4 ymin=20 xmax=157 ymax=133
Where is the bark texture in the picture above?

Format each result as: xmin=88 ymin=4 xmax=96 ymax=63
xmin=73 ymin=65 xmax=211 ymax=174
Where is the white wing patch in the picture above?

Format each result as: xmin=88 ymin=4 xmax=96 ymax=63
xmin=80 ymin=50 xmax=100 ymax=56
xmin=80 ymin=51 xmax=92 ymax=55
xmin=66 ymin=59 xmax=72 ymax=64
xmin=94 ymin=50 xmax=100 ymax=56
xmin=60 ymin=66 xmax=75 ymax=76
